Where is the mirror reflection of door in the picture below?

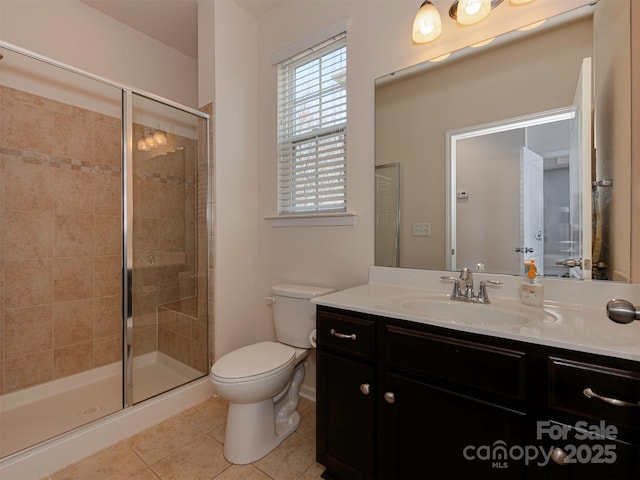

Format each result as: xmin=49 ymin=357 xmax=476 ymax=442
xmin=568 ymin=57 xmax=593 ymax=280
xmin=375 ymin=164 xmax=400 ymax=267
xmin=521 ymin=147 xmax=544 ymax=275
xmin=448 ymin=105 xmax=589 ymax=278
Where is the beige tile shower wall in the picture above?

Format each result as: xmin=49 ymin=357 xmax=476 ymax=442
xmin=152 ymin=113 xmax=209 ymax=373
xmin=132 ymin=124 xmax=199 ymax=362
xmin=0 ymin=85 xmax=122 ymax=394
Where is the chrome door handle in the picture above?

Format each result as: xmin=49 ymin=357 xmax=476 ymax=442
xmin=360 ymin=383 xmax=371 ymax=395
xmin=555 ymin=258 xmax=582 ymax=267
xmin=329 ymin=328 xmax=356 ymax=340
xmin=606 ymin=299 xmax=640 ymax=324
xmin=583 ymin=388 xmax=640 ymax=407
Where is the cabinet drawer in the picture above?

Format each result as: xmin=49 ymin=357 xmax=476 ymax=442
xmin=317 ymin=309 xmax=375 ymax=361
xmin=548 ymin=357 xmax=640 ymax=433
xmin=386 ymin=325 xmax=526 ymax=401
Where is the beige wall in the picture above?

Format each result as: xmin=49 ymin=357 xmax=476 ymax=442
xmin=252 ymin=0 xmax=593 ymax=393
xmin=631 ymin=0 xmax=640 ymax=282
xmin=211 ymin=1 xmax=261 ymax=360
xmin=375 ymin=17 xmax=593 ymax=270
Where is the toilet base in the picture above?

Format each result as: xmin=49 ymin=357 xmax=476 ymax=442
xmin=222 ymin=362 xmax=305 ymax=464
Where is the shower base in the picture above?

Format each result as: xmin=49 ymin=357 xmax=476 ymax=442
xmin=0 ymin=351 xmax=203 ymax=458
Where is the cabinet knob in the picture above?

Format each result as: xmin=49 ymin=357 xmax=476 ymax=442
xmin=550 ymin=447 xmax=568 ymax=465
xmin=384 ymin=392 xmax=395 ymax=404
xmin=360 ymin=383 xmax=371 ymax=395
xmin=551 ymin=447 xmax=567 ymax=465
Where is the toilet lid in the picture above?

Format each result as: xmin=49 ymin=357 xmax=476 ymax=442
xmin=211 ymin=341 xmax=296 ymax=382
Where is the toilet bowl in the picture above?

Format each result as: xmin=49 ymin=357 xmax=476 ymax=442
xmin=210 ymin=284 xmax=334 ymax=464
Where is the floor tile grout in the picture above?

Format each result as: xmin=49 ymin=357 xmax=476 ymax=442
xmin=45 ymin=395 xmax=323 ymax=480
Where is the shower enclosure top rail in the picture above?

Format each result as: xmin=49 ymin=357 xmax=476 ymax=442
xmin=0 ymin=39 xmax=209 ymax=119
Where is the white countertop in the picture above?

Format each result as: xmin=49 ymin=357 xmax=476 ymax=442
xmin=312 ymin=267 xmax=640 ymax=362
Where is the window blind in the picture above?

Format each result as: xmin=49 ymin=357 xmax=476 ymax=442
xmin=277 ymin=32 xmax=347 ymax=215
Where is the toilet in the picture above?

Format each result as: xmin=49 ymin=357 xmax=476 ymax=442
xmin=210 ymin=283 xmax=334 ymax=464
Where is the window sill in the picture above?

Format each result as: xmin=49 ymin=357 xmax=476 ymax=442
xmin=265 ymin=212 xmax=357 ymax=227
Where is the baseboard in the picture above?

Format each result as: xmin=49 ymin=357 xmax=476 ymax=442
xmin=299 ymin=383 xmax=316 ymax=403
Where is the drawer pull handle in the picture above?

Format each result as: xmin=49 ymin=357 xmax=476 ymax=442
xmin=583 ymin=388 xmax=640 ymax=408
xmin=550 ymin=447 xmax=568 ymax=465
xmin=384 ymin=392 xmax=395 ymax=404
xmin=360 ymin=383 xmax=371 ymax=395
xmin=330 ymin=328 xmax=356 ymax=340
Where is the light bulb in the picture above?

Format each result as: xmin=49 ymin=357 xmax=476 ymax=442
xmin=153 ymin=130 xmax=167 ymax=145
xmin=412 ymin=1 xmax=442 ymax=44
xmin=457 ymin=0 xmax=491 ymax=25
xmin=145 ymin=134 xmax=156 ymax=148
xmin=137 ymin=138 xmax=150 ymax=151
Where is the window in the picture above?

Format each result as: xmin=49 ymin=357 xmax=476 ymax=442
xmin=276 ymin=32 xmax=347 ymax=216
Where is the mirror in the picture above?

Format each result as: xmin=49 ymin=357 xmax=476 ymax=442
xmin=375 ymin=0 xmax=631 ymax=281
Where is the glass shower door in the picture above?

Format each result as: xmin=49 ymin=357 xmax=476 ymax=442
xmin=0 ymin=44 xmax=124 ymax=456
xmin=128 ymin=93 xmax=208 ymax=404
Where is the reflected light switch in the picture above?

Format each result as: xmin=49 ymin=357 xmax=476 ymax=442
xmin=412 ymin=223 xmax=430 ymax=236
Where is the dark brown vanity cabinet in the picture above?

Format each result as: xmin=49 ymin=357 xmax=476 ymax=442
xmin=316 ymin=308 xmax=377 ymax=479
xmin=316 ymin=305 xmax=640 ymax=480
xmin=543 ymin=356 xmax=640 ymax=480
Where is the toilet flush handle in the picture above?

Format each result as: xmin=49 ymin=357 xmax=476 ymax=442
xmin=266 ymin=296 xmax=276 ymax=304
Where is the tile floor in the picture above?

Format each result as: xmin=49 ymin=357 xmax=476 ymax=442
xmin=42 ymin=396 xmax=325 ymax=480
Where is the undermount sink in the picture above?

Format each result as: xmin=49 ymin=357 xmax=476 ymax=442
xmin=387 ymin=293 xmax=558 ymax=328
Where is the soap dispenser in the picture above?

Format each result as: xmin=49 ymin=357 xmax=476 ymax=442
xmin=520 ymin=259 xmax=544 ymax=307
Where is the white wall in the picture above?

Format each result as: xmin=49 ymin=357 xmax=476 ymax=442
xmin=253 ymin=0 xmax=591 ymax=393
xmin=0 ymin=0 xmax=198 ymax=107
xmin=212 ymin=0 xmax=261 ymax=358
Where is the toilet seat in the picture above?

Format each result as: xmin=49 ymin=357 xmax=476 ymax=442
xmin=211 ymin=341 xmax=296 ymax=383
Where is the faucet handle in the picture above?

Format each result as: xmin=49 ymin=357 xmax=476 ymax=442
xmin=477 ymin=280 xmax=503 ymax=304
xmin=440 ymin=276 xmax=462 ymax=299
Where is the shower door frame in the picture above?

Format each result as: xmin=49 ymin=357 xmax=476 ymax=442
xmin=0 ymin=39 xmax=211 ymax=411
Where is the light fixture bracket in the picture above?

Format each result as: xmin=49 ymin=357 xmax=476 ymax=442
xmin=449 ymin=0 xmax=504 ymax=20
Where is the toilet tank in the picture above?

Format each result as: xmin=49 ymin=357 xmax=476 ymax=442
xmin=271 ymin=284 xmax=335 ymax=348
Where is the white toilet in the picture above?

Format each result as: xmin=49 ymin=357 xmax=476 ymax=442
xmin=210 ymin=283 xmax=334 ymax=464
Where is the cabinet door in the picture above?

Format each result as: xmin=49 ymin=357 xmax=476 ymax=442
xmin=379 ymin=374 xmax=526 ymax=480
xmin=317 ymin=351 xmax=375 ymax=479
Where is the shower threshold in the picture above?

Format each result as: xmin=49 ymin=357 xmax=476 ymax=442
xmin=0 ymin=352 xmax=203 ymax=458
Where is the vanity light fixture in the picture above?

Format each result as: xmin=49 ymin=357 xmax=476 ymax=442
xmin=518 ymin=19 xmax=546 ymax=31
xmin=412 ymin=1 xmax=443 ymax=43
xmin=137 ymin=128 xmax=168 ymax=151
xmin=413 ymin=0 xmax=536 ymax=44
xmin=451 ymin=0 xmax=496 ymax=26
xmin=429 ymin=52 xmax=452 ymax=62
xmin=470 ymin=37 xmax=495 ymax=48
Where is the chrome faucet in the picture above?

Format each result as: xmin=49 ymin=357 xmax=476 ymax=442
xmin=459 ymin=267 xmax=474 ymax=299
xmin=441 ymin=268 xmax=502 ymax=304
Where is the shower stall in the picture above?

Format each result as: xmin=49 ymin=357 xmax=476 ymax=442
xmin=0 ymin=41 xmax=210 ymax=460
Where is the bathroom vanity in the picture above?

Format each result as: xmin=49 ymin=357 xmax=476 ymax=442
xmin=314 ymin=268 xmax=640 ymax=480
